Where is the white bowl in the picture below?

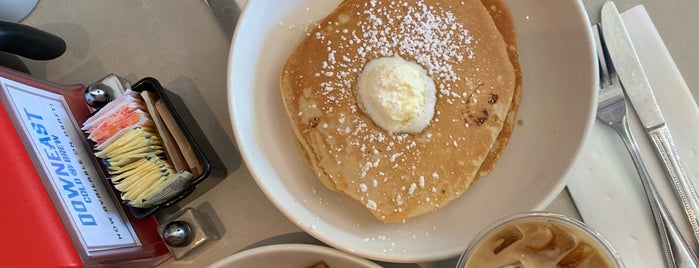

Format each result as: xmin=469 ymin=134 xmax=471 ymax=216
xmin=209 ymin=244 xmax=381 ymax=268
xmin=227 ymin=0 xmax=596 ymax=263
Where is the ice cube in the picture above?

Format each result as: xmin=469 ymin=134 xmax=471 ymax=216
xmin=523 ymin=223 xmax=577 ymax=261
xmin=522 ymin=224 xmax=553 ymax=250
xmin=548 ymin=224 xmax=577 ymax=253
xmin=557 ymin=241 xmax=598 ymax=268
xmin=492 ymin=225 xmax=523 ymax=254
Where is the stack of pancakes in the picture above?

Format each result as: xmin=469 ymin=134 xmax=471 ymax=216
xmin=280 ymin=0 xmax=522 ymax=222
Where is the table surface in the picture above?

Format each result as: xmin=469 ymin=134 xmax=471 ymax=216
xmin=18 ymin=0 xmax=699 ymax=267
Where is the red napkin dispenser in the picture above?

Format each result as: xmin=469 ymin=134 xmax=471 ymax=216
xmin=0 ymin=66 xmax=169 ymax=267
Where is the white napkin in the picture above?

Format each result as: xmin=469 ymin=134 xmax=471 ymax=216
xmin=567 ymin=5 xmax=699 ymax=268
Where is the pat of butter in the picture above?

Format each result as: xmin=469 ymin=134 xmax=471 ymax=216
xmin=357 ymin=56 xmax=436 ymax=133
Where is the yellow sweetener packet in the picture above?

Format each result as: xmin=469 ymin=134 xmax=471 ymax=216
xmin=128 ymin=171 xmax=193 ymax=208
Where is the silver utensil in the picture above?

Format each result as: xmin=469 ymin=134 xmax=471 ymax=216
xmin=601 ymin=1 xmax=699 ymax=247
xmin=594 ymin=24 xmax=699 ymax=268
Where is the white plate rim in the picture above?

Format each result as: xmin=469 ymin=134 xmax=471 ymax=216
xmin=208 ymin=243 xmax=382 ymax=268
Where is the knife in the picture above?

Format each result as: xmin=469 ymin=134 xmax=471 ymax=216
xmin=601 ymin=0 xmax=699 ymax=250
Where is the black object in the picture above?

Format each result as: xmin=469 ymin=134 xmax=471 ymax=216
xmin=125 ymin=78 xmax=211 ymax=219
xmin=0 ymin=21 xmax=65 ymax=74
xmin=0 ymin=21 xmax=66 ymax=61
xmin=87 ymin=78 xmax=212 ymax=219
xmin=0 ymin=52 xmax=30 ymax=73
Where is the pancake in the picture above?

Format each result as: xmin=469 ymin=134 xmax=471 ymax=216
xmin=474 ymin=0 xmax=523 ymax=180
xmin=281 ymin=0 xmax=518 ymax=222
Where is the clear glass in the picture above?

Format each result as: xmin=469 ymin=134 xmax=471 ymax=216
xmin=456 ymin=211 xmax=624 ymax=268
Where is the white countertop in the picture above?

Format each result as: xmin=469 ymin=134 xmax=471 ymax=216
xmin=16 ymin=0 xmax=699 ymax=267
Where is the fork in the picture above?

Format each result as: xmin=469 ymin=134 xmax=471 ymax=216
xmin=594 ymin=24 xmax=699 ymax=268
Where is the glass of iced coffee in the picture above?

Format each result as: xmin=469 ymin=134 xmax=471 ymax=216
xmin=457 ymin=212 xmax=624 ymax=268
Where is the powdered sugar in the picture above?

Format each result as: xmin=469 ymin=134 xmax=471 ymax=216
xmin=313 ymin=0 xmax=474 ymax=104
xmin=297 ymin=0 xmax=480 ymax=217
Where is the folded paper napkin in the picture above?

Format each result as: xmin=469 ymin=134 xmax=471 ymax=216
xmin=567 ymin=5 xmax=699 ymax=268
